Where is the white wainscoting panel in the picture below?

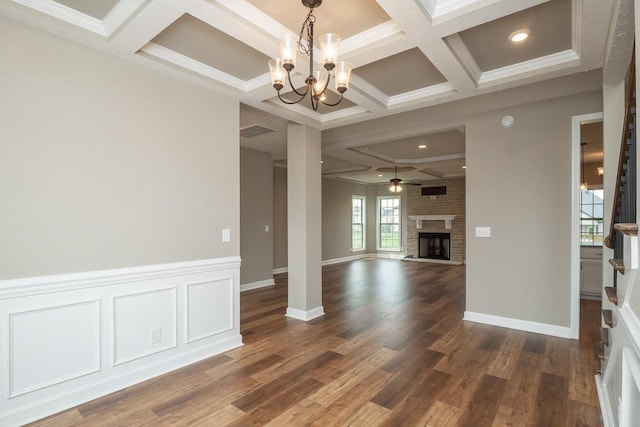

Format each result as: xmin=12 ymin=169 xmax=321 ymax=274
xmin=0 ymin=257 xmax=241 ymax=427
xmin=113 ymin=288 xmax=177 ymax=365
xmin=186 ymin=278 xmax=233 ymax=343
xmin=621 ymin=347 xmax=640 ymax=426
xmin=9 ymin=300 xmax=100 ymax=397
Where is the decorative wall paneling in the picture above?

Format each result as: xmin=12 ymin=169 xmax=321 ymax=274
xmin=0 ymin=257 xmax=242 ymax=427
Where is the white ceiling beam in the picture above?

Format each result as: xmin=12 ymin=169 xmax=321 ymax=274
xmin=189 ymin=0 xmax=282 ymax=60
xmin=109 ymin=0 xmax=186 ymax=53
xmin=430 ymin=0 xmax=548 ymax=34
xmin=375 ymin=0 xmax=477 ymax=94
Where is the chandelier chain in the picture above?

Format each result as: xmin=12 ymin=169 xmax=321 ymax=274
xmin=298 ymin=10 xmax=315 ymax=55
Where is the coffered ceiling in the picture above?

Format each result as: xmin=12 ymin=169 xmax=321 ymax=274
xmin=1 ymin=0 xmax=618 ymax=185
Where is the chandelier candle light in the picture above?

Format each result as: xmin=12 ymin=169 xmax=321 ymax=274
xmin=268 ymin=0 xmax=352 ymax=111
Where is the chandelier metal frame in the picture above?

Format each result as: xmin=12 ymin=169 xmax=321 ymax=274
xmin=268 ymin=0 xmax=352 ymax=111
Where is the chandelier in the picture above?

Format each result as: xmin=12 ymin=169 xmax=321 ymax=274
xmin=268 ymin=0 xmax=352 ymax=111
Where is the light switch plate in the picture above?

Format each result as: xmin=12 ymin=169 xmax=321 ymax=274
xmin=475 ymin=226 xmax=491 ymax=237
xmin=222 ymin=228 xmax=230 ymax=242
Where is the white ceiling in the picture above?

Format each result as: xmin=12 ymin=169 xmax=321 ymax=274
xmin=1 ymin=0 xmax=620 ymax=185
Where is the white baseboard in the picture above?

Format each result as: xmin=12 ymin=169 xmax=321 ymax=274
xmin=595 ymin=374 xmax=614 ymax=427
xmin=463 ymin=310 xmax=573 ymax=338
xmin=273 ymin=267 xmax=288 ymax=275
xmin=373 ymin=252 xmax=405 ymax=260
xmin=322 ymin=254 xmax=367 ymax=266
xmin=0 ymin=258 xmax=242 ymax=427
xmin=401 ymin=257 xmax=464 ymax=265
xmin=286 ymin=306 xmax=325 ymax=321
xmin=240 ymin=279 xmax=275 ymax=292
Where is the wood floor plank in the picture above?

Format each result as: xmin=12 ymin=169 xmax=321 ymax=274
xmin=152 ymin=375 xmax=260 ymax=418
xmin=567 ymin=399 xmax=603 ymax=427
xmin=491 ymin=404 xmax=531 ymax=427
xmin=370 ymin=349 xmax=445 ymax=409
xmin=533 ymin=372 xmax=569 ymax=426
xmin=307 ymin=347 xmax=396 ymax=406
xmin=25 ymin=260 xmax=602 ymax=427
xmin=418 ymin=400 xmax=461 ymax=426
xmin=378 ymin=369 xmax=451 ymax=426
xmin=311 ymin=340 xmax=396 ymax=384
xmin=381 ymin=333 xmax=442 ymax=372
xmin=263 ymin=398 xmax=328 ymax=427
xmin=249 ymin=336 xmax=345 ymax=384
xmin=228 ymin=377 xmax=324 ymax=426
xmin=77 ymin=353 xmax=233 ymax=419
xmin=498 ymin=351 xmax=544 ymax=417
xmin=309 ymin=368 xmax=394 ymax=426
xmin=456 ymin=374 xmax=507 ymax=427
xmin=188 ymin=404 xmax=247 ymax=426
xmin=436 ymin=349 xmax=494 ymax=409
xmin=542 ymin=336 xmax=571 ymax=378
xmin=26 ymin=410 xmax=85 ymax=426
xmin=569 ymin=347 xmax=600 ymax=406
xmin=522 ymin=333 xmax=548 ymax=354
xmin=344 ymin=401 xmax=392 ymax=426
xmin=485 ymin=331 xmax=527 ymax=380
xmin=231 ymin=351 xmax=342 ymax=412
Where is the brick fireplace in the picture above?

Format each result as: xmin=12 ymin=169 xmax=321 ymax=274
xmin=406 ymin=177 xmax=465 ymax=264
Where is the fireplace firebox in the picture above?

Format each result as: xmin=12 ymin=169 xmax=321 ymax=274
xmin=418 ymin=232 xmax=451 ymax=260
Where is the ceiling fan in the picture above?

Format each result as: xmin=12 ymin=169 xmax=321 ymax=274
xmin=389 ymin=166 xmax=403 ymax=193
xmin=388 ymin=165 xmax=421 ymax=192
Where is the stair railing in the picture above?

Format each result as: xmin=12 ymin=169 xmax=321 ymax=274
xmin=604 ymin=52 xmax=637 ymax=288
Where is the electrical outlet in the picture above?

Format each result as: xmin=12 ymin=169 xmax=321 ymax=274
xmin=151 ymin=328 xmax=162 ymax=344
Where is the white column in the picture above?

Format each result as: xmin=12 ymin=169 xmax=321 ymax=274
xmin=286 ymin=123 xmax=324 ymax=321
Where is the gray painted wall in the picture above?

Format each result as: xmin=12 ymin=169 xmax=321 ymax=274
xmin=240 ymin=148 xmax=273 ymax=285
xmin=321 ymin=178 xmax=368 ymax=260
xmin=0 ymin=18 xmax=240 ymax=280
xmin=273 ymin=167 xmax=288 ymax=270
xmin=274 ymin=173 xmax=371 ymax=268
xmin=465 ymin=90 xmax=602 ymax=327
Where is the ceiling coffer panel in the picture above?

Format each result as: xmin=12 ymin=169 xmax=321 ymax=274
xmin=152 ymin=14 xmax=271 ymax=81
xmin=362 ymin=130 xmax=465 ymax=160
xmin=54 ymin=0 xmax=120 ymax=19
xmin=455 ymin=0 xmax=572 ymax=72
xmin=354 ymin=48 xmax=448 ymax=96
xmin=246 ymin=0 xmax=391 ymax=39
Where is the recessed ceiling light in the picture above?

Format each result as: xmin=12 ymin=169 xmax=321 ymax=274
xmin=509 ymin=29 xmax=530 ymax=43
xmin=418 ymin=144 xmax=427 ymax=149
xmin=377 ymin=174 xmax=383 ymax=177
xmin=320 ymin=160 xmax=324 ymax=164
xmin=462 ymin=165 xmax=467 ymax=169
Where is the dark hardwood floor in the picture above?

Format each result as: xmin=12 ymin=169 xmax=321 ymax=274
xmin=31 ymin=258 xmax=603 ymax=426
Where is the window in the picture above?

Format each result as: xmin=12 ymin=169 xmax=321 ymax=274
xmin=580 ymin=188 xmax=604 ymax=246
xmin=377 ymin=196 xmax=401 ymax=251
xmin=351 ymin=196 xmax=366 ymax=251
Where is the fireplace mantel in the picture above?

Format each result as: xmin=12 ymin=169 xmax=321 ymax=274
xmin=409 ymin=215 xmax=456 ymax=229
